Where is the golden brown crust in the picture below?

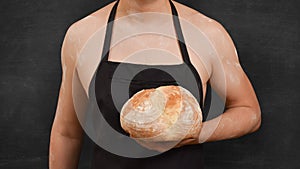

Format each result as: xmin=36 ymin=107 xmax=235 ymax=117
xmin=120 ymin=85 xmax=202 ymax=142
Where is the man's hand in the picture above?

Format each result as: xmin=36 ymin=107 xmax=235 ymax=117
xmin=174 ymin=123 xmax=203 ymax=148
xmin=134 ymin=123 xmax=203 ymax=152
xmin=135 ymin=139 xmax=175 ymax=152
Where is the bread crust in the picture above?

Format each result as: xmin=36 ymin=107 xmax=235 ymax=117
xmin=120 ymin=85 xmax=202 ymax=142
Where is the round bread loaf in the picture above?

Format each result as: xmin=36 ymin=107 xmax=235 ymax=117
xmin=120 ymin=85 xmax=202 ymax=142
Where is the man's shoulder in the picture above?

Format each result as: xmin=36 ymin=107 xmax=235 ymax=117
xmin=67 ymin=1 xmax=115 ymax=37
xmin=174 ymin=1 xmax=228 ymax=41
xmin=63 ymin=1 xmax=116 ymax=61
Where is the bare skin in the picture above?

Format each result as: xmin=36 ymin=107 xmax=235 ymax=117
xmin=49 ymin=0 xmax=261 ymax=168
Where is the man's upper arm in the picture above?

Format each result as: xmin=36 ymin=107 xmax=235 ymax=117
xmin=53 ymin=24 xmax=83 ymax=139
xmin=207 ymin=19 xmax=261 ymax=113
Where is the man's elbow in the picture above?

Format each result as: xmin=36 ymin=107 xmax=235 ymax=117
xmin=249 ymin=107 xmax=262 ymax=133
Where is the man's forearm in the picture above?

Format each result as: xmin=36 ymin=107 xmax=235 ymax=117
xmin=199 ymin=106 xmax=261 ymax=143
xmin=49 ymin=131 xmax=83 ymax=169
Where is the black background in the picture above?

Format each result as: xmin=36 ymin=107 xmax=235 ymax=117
xmin=0 ymin=0 xmax=299 ymax=169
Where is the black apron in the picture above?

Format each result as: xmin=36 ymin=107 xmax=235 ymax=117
xmin=91 ymin=0 xmax=211 ymax=168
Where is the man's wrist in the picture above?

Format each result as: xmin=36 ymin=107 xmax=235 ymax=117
xmin=198 ymin=122 xmax=208 ymax=144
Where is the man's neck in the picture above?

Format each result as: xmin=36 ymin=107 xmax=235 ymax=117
xmin=118 ymin=0 xmax=171 ymax=15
